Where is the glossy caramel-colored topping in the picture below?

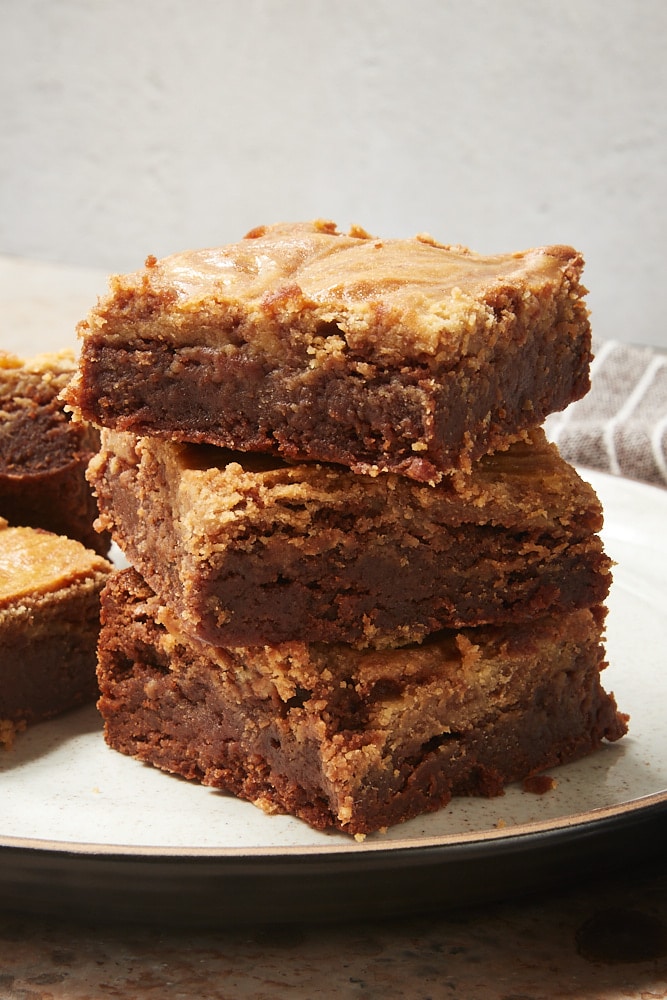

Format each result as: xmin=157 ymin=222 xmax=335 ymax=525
xmin=78 ymin=221 xmax=585 ymax=365
xmin=0 ymin=520 xmax=111 ymax=607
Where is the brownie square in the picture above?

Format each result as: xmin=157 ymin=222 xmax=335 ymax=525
xmin=96 ymin=568 xmax=627 ymax=837
xmin=0 ymin=519 xmax=112 ymax=747
xmin=65 ymin=221 xmax=592 ymax=482
xmin=88 ymin=427 xmax=612 ymax=646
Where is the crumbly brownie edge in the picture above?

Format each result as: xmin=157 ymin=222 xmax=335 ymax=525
xmin=89 ymin=429 xmax=612 ymax=646
xmin=97 ymin=570 xmax=628 ymax=836
xmin=71 ymin=310 xmax=590 ymax=480
xmin=71 ymin=225 xmax=589 ymax=366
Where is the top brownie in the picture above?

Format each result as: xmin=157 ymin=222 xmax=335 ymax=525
xmin=65 ymin=220 xmax=592 ymax=481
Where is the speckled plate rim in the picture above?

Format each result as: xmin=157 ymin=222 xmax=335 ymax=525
xmin=2 ymin=787 xmax=667 ymax=859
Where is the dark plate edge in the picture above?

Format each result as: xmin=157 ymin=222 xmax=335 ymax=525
xmin=2 ymin=796 xmax=666 ymax=927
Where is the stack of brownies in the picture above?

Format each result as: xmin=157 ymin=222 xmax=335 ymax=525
xmin=65 ymin=220 xmax=627 ymax=837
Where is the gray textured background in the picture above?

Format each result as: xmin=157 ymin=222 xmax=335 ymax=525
xmin=1 ymin=0 xmax=665 ymax=346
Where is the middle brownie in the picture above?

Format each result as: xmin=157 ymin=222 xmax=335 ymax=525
xmin=89 ymin=427 xmax=612 ymax=647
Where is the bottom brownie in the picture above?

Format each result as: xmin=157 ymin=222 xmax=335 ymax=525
xmin=97 ymin=568 xmax=628 ymax=837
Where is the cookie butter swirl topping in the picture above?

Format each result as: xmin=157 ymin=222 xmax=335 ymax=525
xmin=79 ymin=220 xmax=585 ymax=366
xmin=0 ymin=520 xmax=110 ymax=606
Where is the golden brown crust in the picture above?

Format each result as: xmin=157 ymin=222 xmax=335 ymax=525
xmin=88 ymin=428 xmax=612 ymax=646
xmin=0 ymin=519 xmax=111 ymax=609
xmin=97 ymin=568 xmax=627 ymax=836
xmin=73 ymin=220 xmax=587 ymax=367
xmin=65 ymin=222 xmax=591 ymax=481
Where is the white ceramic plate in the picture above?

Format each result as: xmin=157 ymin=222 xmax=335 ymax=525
xmin=2 ymin=469 xmax=666 ymax=924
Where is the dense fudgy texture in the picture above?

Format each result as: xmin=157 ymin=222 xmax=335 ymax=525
xmin=0 ymin=519 xmax=112 ymax=747
xmin=0 ymin=351 xmax=110 ymax=554
xmin=97 ymin=568 xmax=627 ymax=836
xmin=65 ymin=221 xmax=592 ymax=482
xmin=89 ymin=428 xmax=613 ymax=646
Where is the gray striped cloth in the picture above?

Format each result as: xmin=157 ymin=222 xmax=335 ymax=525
xmin=545 ymin=339 xmax=667 ymax=488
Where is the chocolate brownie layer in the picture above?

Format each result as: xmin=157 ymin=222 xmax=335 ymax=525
xmin=0 ymin=350 xmax=109 ymax=554
xmin=89 ymin=427 xmax=612 ymax=646
xmin=0 ymin=519 xmax=112 ymax=746
xmin=66 ymin=221 xmax=592 ymax=481
xmin=97 ymin=568 xmax=627 ymax=836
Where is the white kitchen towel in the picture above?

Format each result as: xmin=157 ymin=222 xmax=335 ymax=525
xmin=545 ymin=339 xmax=667 ymax=487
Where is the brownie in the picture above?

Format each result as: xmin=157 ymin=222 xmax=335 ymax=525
xmin=65 ymin=220 xmax=592 ymax=482
xmin=88 ymin=427 xmax=612 ymax=646
xmin=0 ymin=518 xmax=112 ymax=747
xmin=97 ymin=568 xmax=627 ymax=837
xmin=0 ymin=350 xmax=110 ymax=554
